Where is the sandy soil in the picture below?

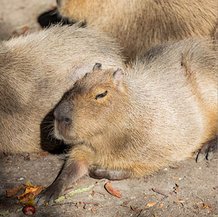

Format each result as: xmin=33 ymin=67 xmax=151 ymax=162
xmin=0 ymin=1 xmax=217 ymax=217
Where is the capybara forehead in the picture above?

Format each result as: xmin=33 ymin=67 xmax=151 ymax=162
xmin=71 ymin=69 xmax=115 ymax=95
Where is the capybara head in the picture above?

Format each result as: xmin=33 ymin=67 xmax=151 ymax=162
xmin=54 ymin=63 xmax=129 ymax=144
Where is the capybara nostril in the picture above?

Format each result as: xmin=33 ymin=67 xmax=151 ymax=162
xmin=54 ymin=112 xmax=72 ymax=126
xmin=62 ymin=117 xmax=72 ymax=125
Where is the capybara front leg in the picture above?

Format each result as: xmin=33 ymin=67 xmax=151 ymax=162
xmin=36 ymin=159 xmax=88 ymax=205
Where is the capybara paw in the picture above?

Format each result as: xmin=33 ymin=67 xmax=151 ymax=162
xmin=196 ymin=139 xmax=218 ymax=162
xmin=89 ymin=166 xmax=108 ymax=179
xmin=36 ymin=185 xmax=63 ymax=206
xmin=89 ymin=166 xmax=130 ymax=180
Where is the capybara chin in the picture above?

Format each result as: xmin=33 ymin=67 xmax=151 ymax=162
xmin=57 ymin=0 xmax=218 ymax=60
xmin=36 ymin=38 xmax=217 ymax=205
xmin=0 ymin=25 xmax=124 ymax=154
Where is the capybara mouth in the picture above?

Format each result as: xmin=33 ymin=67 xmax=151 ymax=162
xmin=54 ymin=128 xmax=73 ymax=144
xmin=54 ymin=121 xmax=84 ymax=145
xmin=54 ymin=121 xmax=72 ymax=143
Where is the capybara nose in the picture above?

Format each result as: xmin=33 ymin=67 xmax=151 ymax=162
xmin=54 ymin=102 xmax=72 ymax=126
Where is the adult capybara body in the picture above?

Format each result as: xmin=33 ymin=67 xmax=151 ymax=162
xmin=57 ymin=0 xmax=218 ymax=60
xmin=36 ymin=38 xmax=218 ymax=205
xmin=0 ymin=25 xmax=124 ymax=154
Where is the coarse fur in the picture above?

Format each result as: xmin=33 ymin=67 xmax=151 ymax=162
xmin=57 ymin=0 xmax=218 ymax=60
xmin=0 ymin=25 xmax=124 ymax=154
xmin=57 ymin=39 xmax=218 ymax=175
xmin=37 ymin=38 xmax=218 ymax=205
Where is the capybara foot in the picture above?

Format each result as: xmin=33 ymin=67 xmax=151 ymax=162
xmin=89 ymin=166 xmax=130 ymax=180
xmin=36 ymin=182 xmax=64 ymax=206
xmin=196 ymin=139 xmax=218 ymax=162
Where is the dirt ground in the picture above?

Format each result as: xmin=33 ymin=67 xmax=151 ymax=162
xmin=0 ymin=1 xmax=217 ymax=217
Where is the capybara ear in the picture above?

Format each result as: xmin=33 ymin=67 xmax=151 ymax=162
xmin=113 ymin=68 xmax=124 ymax=81
xmin=93 ymin=63 xmax=102 ymax=71
xmin=113 ymin=68 xmax=124 ymax=90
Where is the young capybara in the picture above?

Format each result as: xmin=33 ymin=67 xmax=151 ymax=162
xmin=0 ymin=25 xmax=124 ymax=154
xmin=36 ymin=38 xmax=218 ymax=205
xmin=57 ymin=0 xmax=218 ymax=60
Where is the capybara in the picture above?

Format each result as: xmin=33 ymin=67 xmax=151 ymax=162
xmin=57 ymin=0 xmax=218 ymax=60
xmin=0 ymin=25 xmax=124 ymax=154
xmin=36 ymin=38 xmax=217 ymax=205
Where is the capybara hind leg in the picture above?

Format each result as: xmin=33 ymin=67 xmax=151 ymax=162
xmin=36 ymin=159 xmax=88 ymax=205
xmin=195 ymin=138 xmax=218 ymax=162
xmin=89 ymin=166 xmax=131 ymax=180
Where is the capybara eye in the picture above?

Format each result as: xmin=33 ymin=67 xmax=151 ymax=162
xmin=95 ymin=90 xmax=108 ymax=100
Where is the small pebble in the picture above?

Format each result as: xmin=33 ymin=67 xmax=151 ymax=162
xmin=22 ymin=205 xmax=36 ymax=216
xmin=18 ymin=177 xmax=24 ymax=181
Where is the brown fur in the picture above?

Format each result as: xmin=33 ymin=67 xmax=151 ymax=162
xmin=57 ymin=0 xmax=218 ymax=60
xmin=36 ymin=38 xmax=217 ymax=205
xmin=0 ymin=25 xmax=124 ymax=154
xmin=56 ymin=38 xmax=218 ymax=176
